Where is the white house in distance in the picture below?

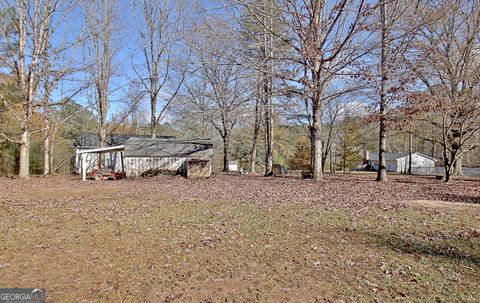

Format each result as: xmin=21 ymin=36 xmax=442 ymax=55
xmin=365 ymin=151 xmax=437 ymax=172
xmin=396 ymin=153 xmax=437 ymax=173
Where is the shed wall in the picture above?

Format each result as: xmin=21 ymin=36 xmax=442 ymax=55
xmin=124 ymin=156 xmax=186 ymax=177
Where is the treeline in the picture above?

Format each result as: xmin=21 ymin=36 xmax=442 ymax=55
xmin=0 ymin=0 xmax=479 ymax=182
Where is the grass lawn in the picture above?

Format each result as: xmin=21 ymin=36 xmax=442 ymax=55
xmin=0 ymin=174 xmax=479 ymax=302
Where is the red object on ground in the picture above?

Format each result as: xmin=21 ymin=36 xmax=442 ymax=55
xmin=89 ymin=168 xmax=125 ymax=180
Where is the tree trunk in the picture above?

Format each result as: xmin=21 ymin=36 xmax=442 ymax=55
xmin=19 ymin=129 xmax=30 ymax=179
xmin=151 ymin=97 xmax=157 ymax=138
xmin=44 ymin=132 xmax=50 ymax=176
xmin=453 ymin=154 xmax=463 ymax=176
xmin=322 ymin=147 xmax=328 ymax=172
xmin=444 ymin=165 xmax=451 ymax=183
xmin=264 ymin=91 xmax=273 ymax=176
xmin=376 ymin=0 xmax=388 ymax=182
xmin=310 ymin=101 xmax=323 ymax=181
xmin=99 ymin=126 xmax=107 ymax=168
xmin=329 ymin=143 xmax=333 ymax=173
xmin=100 ymin=126 xmax=107 ymax=145
xmin=99 ymin=100 xmax=108 ymax=157
xmin=43 ymin=116 xmax=51 ymax=176
xmin=50 ymin=127 xmax=56 ymax=174
xmin=250 ymin=96 xmax=261 ymax=173
xmin=408 ymin=132 xmax=412 ymax=175
xmin=201 ymin=109 xmax=207 ymax=138
xmin=377 ymin=120 xmax=388 ymax=181
xmin=333 ymin=150 xmax=337 ymax=173
xmin=262 ymin=6 xmax=274 ymax=177
xmin=442 ymin=142 xmax=451 ymax=182
xmin=250 ymin=142 xmax=257 ymax=173
xmin=92 ymin=0 xmax=114 ymax=170
xmin=50 ymin=140 xmax=54 ymax=174
xmin=311 ymin=126 xmax=323 ymax=180
xmin=310 ymin=60 xmax=324 ymax=181
xmin=222 ymin=135 xmax=229 ymax=172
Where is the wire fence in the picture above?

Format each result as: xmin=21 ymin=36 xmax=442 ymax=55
xmin=411 ymin=167 xmax=480 ymax=177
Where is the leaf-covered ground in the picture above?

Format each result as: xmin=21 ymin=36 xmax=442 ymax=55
xmin=0 ymin=173 xmax=479 ymax=302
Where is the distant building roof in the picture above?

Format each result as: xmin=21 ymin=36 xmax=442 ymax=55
xmin=124 ymin=138 xmax=213 ymax=158
xmin=74 ymin=133 xmax=175 ymax=148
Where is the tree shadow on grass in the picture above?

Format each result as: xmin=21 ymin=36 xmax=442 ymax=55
xmin=365 ymin=232 xmax=480 ymax=266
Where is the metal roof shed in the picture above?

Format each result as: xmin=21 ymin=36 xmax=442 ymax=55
xmin=124 ymin=138 xmax=213 ymax=158
xmin=123 ymin=138 xmax=214 ymax=177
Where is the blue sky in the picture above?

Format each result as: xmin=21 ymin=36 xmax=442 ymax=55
xmin=46 ymin=0 xmax=377 ymax=122
xmin=49 ymin=0 xmax=212 ymax=116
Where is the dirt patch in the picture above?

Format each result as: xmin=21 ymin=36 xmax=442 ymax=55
xmin=410 ymin=199 xmax=480 ymax=210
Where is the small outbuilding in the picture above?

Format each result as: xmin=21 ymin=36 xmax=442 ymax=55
xmin=123 ymin=137 xmax=213 ymax=177
xmin=74 ymin=134 xmax=213 ymax=180
xmin=228 ymin=161 xmax=239 ymax=172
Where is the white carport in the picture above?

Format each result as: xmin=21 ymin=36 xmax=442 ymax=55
xmin=76 ymin=145 xmax=125 ymax=181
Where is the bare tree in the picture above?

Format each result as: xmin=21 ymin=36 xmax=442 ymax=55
xmin=359 ymin=0 xmax=428 ymax=181
xmin=407 ymin=0 xmax=480 ymax=182
xmin=184 ymin=21 xmax=250 ymax=171
xmin=0 ymin=0 xmax=79 ymax=179
xmin=282 ymin=0 xmax=371 ymax=181
xmin=261 ymin=0 xmax=274 ymax=176
xmin=38 ymin=11 xmax=86 ymax=176
xmin=231 ymin=0 xmax=372 ymax=180
xmin=227 ymin=0 xmax=284 ymax=175
xmin=374 ymin=0 xmax=418 ymax=181
xmin=123 ymin=82 xmax=148 ymax=134
xmin=84 ymin=0 xmax=118 ymax=152
xmin=133 ymin=0 xmax=186 ymax=138
xmin=250 ymin=80 xmax=263 ymax=173
xmin=376 ymin=0 xmax=389 ymax=181
xmin=176 ymin=81 xmax=211 ymax=138
xmin=322 ymin=95 xmax=366 ymax=172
